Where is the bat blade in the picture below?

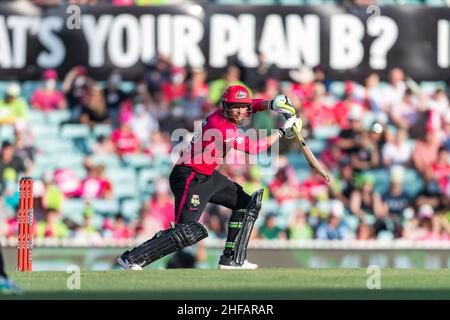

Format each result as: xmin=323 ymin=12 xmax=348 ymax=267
xmin=292 ymin=125 xmax=331 ymax=184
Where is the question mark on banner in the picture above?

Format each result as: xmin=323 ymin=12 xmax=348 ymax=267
xmin=366 ymin=6 xmax=399 ymax=69
xmin=366 ymin=5 xmax=380 ymax=26
xmin=66 ymin=5 xmax=81 ymax=30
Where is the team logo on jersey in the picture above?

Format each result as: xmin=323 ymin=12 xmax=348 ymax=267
xmin=235 ymin=136 xmax=244 ymax=144
xmin=191 ymin=194 xmax=200 ymax=207
xmin=235 ymin=91 xmax=247 ymax=99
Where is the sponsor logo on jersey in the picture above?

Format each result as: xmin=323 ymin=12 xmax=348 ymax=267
xmin=191 ymin=194 xmax=200 ymax=207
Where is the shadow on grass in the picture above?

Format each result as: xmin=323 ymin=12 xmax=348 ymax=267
xmin=3 ymin=289 xmax=450 ymax=300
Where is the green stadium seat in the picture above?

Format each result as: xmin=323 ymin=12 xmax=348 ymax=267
xmin=330 ymin=81 xmax=345 ymax=98
xmin=286 ymin=152 xmax=309 ymax=169
xmin=91 ymin=199 xmax=120 ymax=216
xmin=31 ymin=124 xmax=59 ymax=139
xmin=28 ymin=109 xmax=46 ymax=125
xmin=123 ymin=154 xmax=152 ymax=169
xmin=420 ymin=81 xmax=446 ymax=94
xmin=0 ymin=125 xmax=15 ymax=142
xmin=47 ymin=109 xmax=71 ymax=126
xmin=247 ymin=0 xmax=276 ymax=4
xmin=312 ymin=125 xmax=340 ymax=140
xmin=36 ymin=138 xmax=75 ymax=155
xmin=61 ymin=124 xmax=90 ymax=139
xmin=120 ymin=81 xmax=136 ymax=93
xmin=106 ymin=167 xmax=138 ymax=198
xmin=307 ymin=139 xmax=327 ymax=154
xmin=425 ymin=0 xmax=446 ymax=6
xmin=93 ymin=124 xmax=112 ymax=138
xmin=279 ymin=0 xmax=305 ymax=4
xmin=344 ymin=215 xmax=359 ymax=231
xmin=53 ymin=153 xmax=85 ymax=170
xmin=91 ymin=154 xmax=122 ymax=168
xmin=121 ymin=198 xmax=141 ymax=220
xmin=62 ymin=199 xmax=86 ymax=224
xmin=113 ymin=182 xmax=139 ymax=199
xmin=296 ymin=168 xmax=312 ymax=181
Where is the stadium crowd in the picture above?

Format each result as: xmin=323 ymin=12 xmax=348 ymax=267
xmin=0 ymin=53 xmax=449 ymax=243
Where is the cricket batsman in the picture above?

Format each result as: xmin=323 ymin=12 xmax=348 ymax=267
xmin=118 ymin=85 xmax=300 ymax=270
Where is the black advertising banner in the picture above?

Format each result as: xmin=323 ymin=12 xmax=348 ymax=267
xmin=0 ymin=3 xmax=448 ymax=81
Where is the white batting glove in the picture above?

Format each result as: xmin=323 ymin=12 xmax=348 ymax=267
xmin=279 ymin=116 xmax=302 ymax=139
xmin=270 ymin=95 xmax=296 ymax=116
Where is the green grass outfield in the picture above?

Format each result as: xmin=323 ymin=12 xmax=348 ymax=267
xmin=5 ymin=268 xmax=450 ymax=300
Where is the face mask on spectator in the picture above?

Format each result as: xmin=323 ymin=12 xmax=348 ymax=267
xmin=45 ymin=79 xmax=56 ymax=90
xmin=74 ymin=76 xmax=86 ymax=87
xmin=172 ymin=74 xmax=184 ymax=84
xmin=110 ymin=74 xmax=121 ymax=85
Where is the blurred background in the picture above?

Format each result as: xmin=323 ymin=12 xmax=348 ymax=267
xmin=1 ymin=0 xmax=450 ymax=270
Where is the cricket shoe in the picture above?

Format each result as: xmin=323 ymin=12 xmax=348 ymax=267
xmin=218 ymin=255 xmax=258 ymax=270
xmin=117 ymin=251 xmax=143 ymax=271
xmin=0 ymin=276 xmax=22 ymax=295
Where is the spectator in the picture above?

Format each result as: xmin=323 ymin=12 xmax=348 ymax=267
xmin=42 ymin=172 xmax=65 ymax=212
xmin=430 ymin=147 xmax=450 ymax=193
xmin=242 ymin=50 xmax=280 ymax=91
xmin=349 ymin=173 xmax=384 ymax=221
xmin=13 ymin=120 xmax=35 ymax=168
xmin=289 ymin=65 xmax=315 ymax=105
xmin=428 ymin=88 xmax=449 ymax=119
xmin=78 ymin=164 xmax=112 ymax=199
xmin=208 ymin=65 xmax=244 ymax=105
xmin=382 ymin=67 xmax=407 ymax=112
xmin=179 ymin=82 xmax=206 ymax=125
xmin=258 ymin=213 xmax=286 ymax=240
xmin=80 ymin=85 xmax=110 ymax=128
xmin=412 ymin=131 xmax=440 ymax=177
xmin=316 ymin=204 xmax=353 ymax=240
xmin=148 ymin=179 xmax=175 ymax=229
xmin=382 ymin=128 xmax=413 ymax=167
xmin=30 ymin=69 xmax=67 ymax=111
xmin=380 ymin=168 xmax=412 ymax=237
xmin=302 ymin=83 xmax=335 ymax=129
xmin=71 ymin=206 xmax=102 ymax=242
xmin=102 ymin=213 xmax=132 ymax=239
xmin=161 ymin=67 xmax=186 ymax=103
xmin=330 ymin=157 xmax=355 ymax=206
xmin=144 ymin=53 xmax=172 ymax=95
xmin=130 ymin=103 xmax=159 ymax=147
xmin=288 ymin=208 xmax=313 ymax=240
xmin=53 ymin=168 xmax=81 ymax=198
xmin=111 ymin=119 xmax=140 ymax=156
xmin=62 ymin=66 xmax=93 ymax=120
xmin=336 ymin=104 xmax=364 ymax=153
xmin=356 ymin=222 xmax=376 ymax=240
xmin=360 ymin=72 xmax=385 ymax=113
xmin=36 ymin=208 xmax=69 ymax=239
xmin=92 ymin=135 xmax=116 ymax=155
xmin=131 ymin=202 xmax=164 ymax=241
xmin=390 ymin=89 xmax=420 ymax=131
xmin=269 ymin=165 xmax=301 ymax=203
xmin=190 ymin=67 xmax=209 ymax=98
xmin=349 ymin=130 xmax=380 ymax=172
xmin=145 ymin=131 xmax=172 ymax=160
xmin=103 ymin=69 xmax=127 ymax=127
xmin=333 ymin=91 xmax=365 ymax=129
xmin=0 ymin=84 xmax=29 ymax=125
xmin=0 ymin=141 xmax=26 ymax=191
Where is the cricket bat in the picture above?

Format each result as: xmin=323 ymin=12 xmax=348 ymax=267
xmin=284 ymin=114 xmax=332 ymax=184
